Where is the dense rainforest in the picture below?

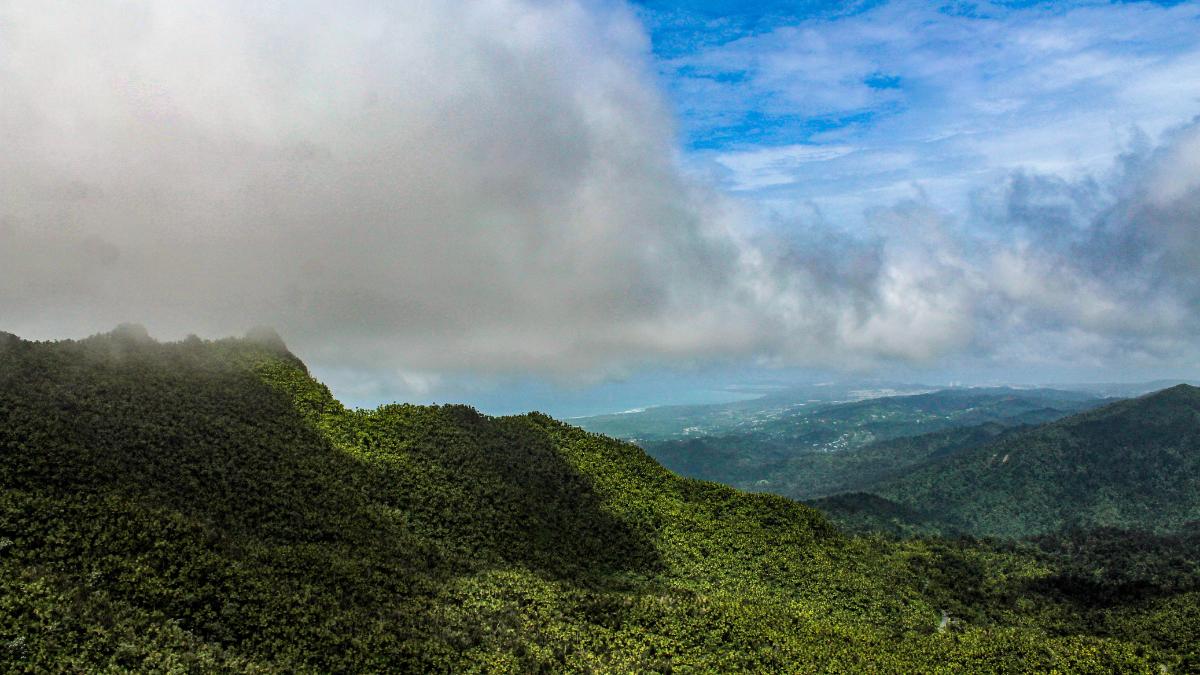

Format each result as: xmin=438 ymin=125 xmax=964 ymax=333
xmin=0 ymin=328 xmax=1196 ymax=672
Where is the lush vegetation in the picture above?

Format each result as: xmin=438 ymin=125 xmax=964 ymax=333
xmin=859 ymin=386 xmax=1200 ymax=538
xmin=0 ymin=329 xmax=1195 ymax=672
xmin=629 ymin=390 xmax=1103 ymax=499
xmin=806 ymin=492 xmax=961 ymax=538
xmin=627 ymin=381 xmax=1200 ymax=542
xmin=784 ymin=422 xmax=1027 ymax=500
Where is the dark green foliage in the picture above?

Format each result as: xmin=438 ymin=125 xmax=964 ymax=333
xmin=741 ymin=421 xmax=1032 ymax=504
xmin=0 ymin=330 xmax=1192 ymax=672
xmin=784 ymin=422 xmax=1022 ymax=498
xmin=1023 ymin=525 xmax=1200 ymax=602
xmin=806 ymin=492 xmax=961 ymax=537
xmin=866 ymin=386 xmax=1200 ymax=538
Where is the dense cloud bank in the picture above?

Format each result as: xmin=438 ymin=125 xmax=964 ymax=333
xmin=1 ymin=1 xmax=1198 ymax=382
xmin=976 ymin=122 xmax=1200 ymax=367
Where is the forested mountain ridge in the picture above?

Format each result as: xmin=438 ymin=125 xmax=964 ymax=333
xmin=635 ymin=389 xmax=1105 ymax=499
xmin=0 ymin=329 xmax=1194 ymax=671
xmin=862 ymin=385 xmax=1200 ymax=538
xmin=785 ymin=421 xmax=1024 ymax=501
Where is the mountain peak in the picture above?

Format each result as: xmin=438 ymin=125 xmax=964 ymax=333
xmin=1147 ymin=383 xmax=1200 ymax=397
xmin=1128 ymin=383 xmax=1200 ymax=410
xmin=244 ymin=326 xmax=289 ymax=352
xmin=109 ymin=322 xmax=154 ymax=344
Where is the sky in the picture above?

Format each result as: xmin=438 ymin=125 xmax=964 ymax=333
xmin=2 ymin=0 xmax=1200 ymax=415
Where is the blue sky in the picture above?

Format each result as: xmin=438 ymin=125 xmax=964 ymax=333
xmin=4 ymin=0 xmax=1200 ymax=416
xmin=642 ymin=1 xmax=1199 ymax=201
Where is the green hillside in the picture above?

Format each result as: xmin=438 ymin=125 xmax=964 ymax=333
xmin=784 ymin=422 xmax=1021 ymax=501
xmin=805 ymin=492 xmax=960 ymax=538
xmin=639 ymin=390 xmax=1103 ymax=498
xmin=865 ymin=386 xmax=1200 ymax=538
xmin=0 ymin=329 xmax=1194 ymax=671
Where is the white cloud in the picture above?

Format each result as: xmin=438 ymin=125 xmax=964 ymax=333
xmin=713 ymin=144 xmax=857 ymax=190
xmin=2 ymin=0 xmax=1199 ymax=393
xmin=0 ymin=0 xmax=972 ymax=379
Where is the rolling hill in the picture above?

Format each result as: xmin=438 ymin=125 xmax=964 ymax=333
xmin=0 ymin=328 xmax=1194 ymax=671
xmin=633 ymin=389 xmax=1106 ymax=497
xmin=858 ymin=385 xmax=1200 ymax=538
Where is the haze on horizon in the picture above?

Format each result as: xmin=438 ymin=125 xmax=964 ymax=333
xmin=3 ymin=0 xmax=1200 ymax=415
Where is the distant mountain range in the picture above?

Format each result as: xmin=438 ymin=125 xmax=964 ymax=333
xmin=584 ymin=381 xmax=1200 ymax=541
xmin=618 ymin=388 xmax=1109 ymax=497
xmin=573 ymin=381 xmax=938 ymax=442
xmin=1055 ymin=380 xmax=1200 ymax=398
xmin=574 ymin=380 xmax=1198 ymax=444
xmin=825 ymin=385 xmax=1200 ymax=538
